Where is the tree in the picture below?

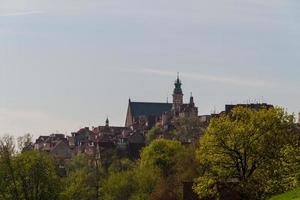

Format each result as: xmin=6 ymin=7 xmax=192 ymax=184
xmin=0 ymin=135 xmax=19 ymax=200
xmin=173 ymin=114 xmax=204 ymax=144
xmin=101 ymin=163 xmax=160 ymax=200
xmin=62 ymin=154 xmax=100 ymax=200
xmin=14 ymin=151 xmax=61 ymax=200
xmin=140 ymin=139 xmax=183 ymax=178
xmin=140 ymin=139 xmax=185 ymax=200
xmin=0 ymin=135 xmax=61 ymax=200
xmin=146 ymin=127 xmax=163 ymax=143
xmin=101 ymin=171 xmax=135 ymax=200
xmin=17 ymin=134 xmax=33 ymax=152
xmin=61 ymin=170 xmax=96 ymax=200
xmin=194 ymin=107 xmax=297 ymax=199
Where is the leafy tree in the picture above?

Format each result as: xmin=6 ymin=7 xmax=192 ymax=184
xmin=194 ymin=107 xmax=297 ymax=199
xmin=108 ymin=158 xmax=136 ymax=174
xmin=0 ymin=135 xmax=19 ymax=200
xmin=0 ymin=135 xmax=61 ymax=200
xmin=101 ymin=164 xmax=160 ymax=200
xmin=101 ymin=171 xmax=135 ymax=200
xmin=17 ymin=134 xmax=33 ymax=152
xmin=146 ymin=127 xmax=163 ymax=143
xmin=140 ymin=139 xmax=183 ymax=178
xmin=140 ymin=139 xmax=186 ymax=200
xmin=60 ymin=170 xmax=96 ymax=200
xmin=173 ymin=114 xmax=204 ymax=143
xmin=14 ymin=151 xmax=61 ymax=200
xmin=132 ymin=166 xmax=160 ymax=199
xmin=62 ymin=154 xmax=100 ymax=200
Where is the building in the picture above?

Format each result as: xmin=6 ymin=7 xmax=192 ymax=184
xmin=125 ymin=74 xmax=198 ymax=131
xmin=34 ymin=133 xmax=72 ymax=159
xmin=224 ymin=103 xmax=274 ymax=114
xmin=199 ymin=103 xmax=274 ymax=125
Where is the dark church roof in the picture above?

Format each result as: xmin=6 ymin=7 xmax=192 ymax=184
xmin=130 ymin=102 xmax=172 ymax=118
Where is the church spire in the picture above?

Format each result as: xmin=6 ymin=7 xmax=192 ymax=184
xmin=173 ymin=72 xmax=183 ymax=95
xmin=105 ymin=117 xmax=109 ymax=127
xmin=172 ymin=73 xmax=183 ymax=112
xmin=190 ymin=92 xmax=194 ymax=106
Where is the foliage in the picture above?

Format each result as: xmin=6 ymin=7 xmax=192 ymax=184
xmin=101 ymin=170 xmax=136 ymax=200
xmin=146 ymin=127 xmax=163 ymax=143
xmin=108 ymin=158 xmax=136 ymax=174
xmin=173 ymin=114 xmax=204 ymax=143
xmin=60 ymin=169 xmax=96 ymax=200
xmin=101 ymin=139 xmax=192 ymax=200
xmin=141 ymin=139 xmax=184 ymax=178
xmin=194 ymin=107 xmax=298 ymax=200
xmin=14 ymin=151 xmax=61 ymax=200
xmin=268 ymin=188 xmax=300 ymax=200
xmin=17 ymin=134 xmax=33 ymax=152
xmin=62 ymin=154 xmax=102 ymax=200
xmin=0 ymin=136 xmax=61 ymax=200
xmin=101 ymin=159 xmax=160 ymax=200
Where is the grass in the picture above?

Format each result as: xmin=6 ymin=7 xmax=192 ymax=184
xmin=269 ymin=188 xmax=300 ymax=200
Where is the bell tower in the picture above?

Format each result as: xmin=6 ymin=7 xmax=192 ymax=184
xmin=172 ymin=73 xmax=183 ymax=112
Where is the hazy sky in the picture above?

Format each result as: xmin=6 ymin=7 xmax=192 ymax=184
xmin=1 ymin=0 xmax=300 ymax=138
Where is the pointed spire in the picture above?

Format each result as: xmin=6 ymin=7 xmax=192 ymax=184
xmin=190 ymin=92 xmax=194 ymax=106
xmin=105 ymin=117 xmax=109 ymax=127
xmin=173 ymin=73 xmax=183 ymax=95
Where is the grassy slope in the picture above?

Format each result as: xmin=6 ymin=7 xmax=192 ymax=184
xmin=269 ymin=189 xmax=300 ymax=200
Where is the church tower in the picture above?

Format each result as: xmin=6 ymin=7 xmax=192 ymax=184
xmin=105 ymin=117 xmax=109 ymax=127
xmin=172 ymin=73 xmax=183 ymax=112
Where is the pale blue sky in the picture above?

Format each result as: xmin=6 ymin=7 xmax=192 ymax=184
xmin=1 ymin=0 xmax=300 ymax=137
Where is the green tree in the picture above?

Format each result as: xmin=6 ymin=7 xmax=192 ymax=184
xmin=140 ymin=139 xmax=185 ymax=200
xmin=14 ymin=151 xmax=61 ymax=200
xmin=194 ymin=107 xmax=297 ymax=199
xmin=146 ymin=127 xmax=163 ymax=143
xmin=173 ymin=114 xmax=204 ymax=143
xmin=62 ymin=154 xmax=100 ymax=200
xmin=140 ymin=139 xmax=183 ymax=178
xmin=0 ymin=135 xmax=61 ymax=200
xmin=0 ymin=135 xmax=19 ymax=200
xmin=61 ymin=170 xmax=96 ymax=200
xmin=101 ymin=164 xmax=160 ymax=200
xmin=101 ymin=171 xmax=135 ymax=200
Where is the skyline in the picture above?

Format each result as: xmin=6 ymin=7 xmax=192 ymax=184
xmin=1 ymin=0 xmax=300 ymax=137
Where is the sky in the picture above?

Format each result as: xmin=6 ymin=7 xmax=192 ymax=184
xmin=1 ymin=0 xmax=300 ymax=138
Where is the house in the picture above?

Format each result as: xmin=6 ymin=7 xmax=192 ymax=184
xmin=49 ymin=140 xmax=72 ymax=159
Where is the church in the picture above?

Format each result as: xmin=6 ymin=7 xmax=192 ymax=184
xmin=125 ymin=74 xmax=198 ymax=131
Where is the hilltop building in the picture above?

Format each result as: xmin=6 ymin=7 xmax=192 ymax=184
xmin=125 ymin=74 xmax=198 ymax=131
xmin=34 ymin=74 xmax=276 ymax=161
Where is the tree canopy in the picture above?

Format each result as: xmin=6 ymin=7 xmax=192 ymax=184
xmin=194 ymin=107 xmax=298 ymax=199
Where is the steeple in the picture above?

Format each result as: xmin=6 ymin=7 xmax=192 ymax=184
xmin=172 ymin=73 xmax=183 ymax=112
xmin=189 ymin=92 xmax=194 ymax=106
xmin=173 ymin=72 xmax=183 ymax=95
xmin=105 ymin=117 xmax=109 ymax=127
